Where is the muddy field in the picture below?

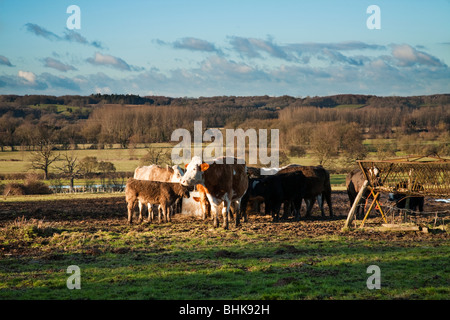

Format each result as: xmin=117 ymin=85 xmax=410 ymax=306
xmin=1 ymin=191 xmax=449 ymax=257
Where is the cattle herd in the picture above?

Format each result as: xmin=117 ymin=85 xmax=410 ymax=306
xmin=125 ymin=156 xmax=425 ymax=229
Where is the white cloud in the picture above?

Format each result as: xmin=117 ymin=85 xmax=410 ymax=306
xmin=86 ymin=52 xmax=143 ymax=71
xmin=18 ymin=70 xmax=36 ymax=83
xmin=391 ymin=44 xmax=447 ymax=67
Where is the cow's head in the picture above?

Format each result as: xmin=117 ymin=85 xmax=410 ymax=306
xmin=180 ymin=156 xmax=209 ymax=186
xmin=179 ymin=185 xmax=191 ymax=199
xmin=170 ymin=165 xmax=184 ymax=183
xmin=368 ymin=166 xmax=382 ymax=186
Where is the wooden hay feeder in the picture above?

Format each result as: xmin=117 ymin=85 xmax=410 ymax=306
xmin=344 ymin=156 xmax=450 ymax=229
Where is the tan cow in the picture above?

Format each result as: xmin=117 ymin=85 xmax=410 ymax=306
xmin=134 ymin=164 xmax=184 ymax=182
xmin=181 ymin=156 xmax=248 ymax=229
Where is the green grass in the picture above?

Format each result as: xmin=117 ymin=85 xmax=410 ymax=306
xmin=1 ymin=217 xmax=448 ymax=300
xmin=28 ymin=104 xmax=91 ymax=117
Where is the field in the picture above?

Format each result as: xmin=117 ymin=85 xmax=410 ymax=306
xmin=1 ymin=191 xmax=449 ymax=301
xmin=1 ymin=144 xmax=449 ymax=303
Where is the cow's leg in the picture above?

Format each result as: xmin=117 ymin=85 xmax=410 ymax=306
xmin=233 ymin=200 xmax=241 ymax=227
xmin=228 ymin=204 xmax=234 ymax=220
xmin=418 ymin=198 xmax=424 ymax=213
xmin=317 ymin=194 xmax=325 ymax=217
xmin=205 ymin=194 xmax=221 ymax=228
xmin=158 ymin=205 xmax=161 ymax=223
xmin=127 ymin=200 xmax=135 ymax=224
xmin=147 ymin=202 xmax=153 ymax=222
xmin=236 ymin=192 xmax=249 ymax=226
xmin=304 ymin=198 xmax=313 ymax=217
xmin=202 ymin=196 xmax=211 ymax=220
xmin=162 ymin=204 xmax=168 ymax=223
xmin=211 ymin=204 xmax=219 ymax=228
xmin=272 ymin=202 xmax=281 ymax=222
xmin=222 ymin=197 xmax=231 ymax=230
xmin=282 ymin=201 xmax=290 ymax=220
xmin=293 ymin=196 xmax=302 ymax=221
xmin=324 ymin=191 xmax=333 ymax=217
xmin=138 ymin=200 xmax=143 ymax=223
xmin=167 ymin=204 xmax=172 ymax=222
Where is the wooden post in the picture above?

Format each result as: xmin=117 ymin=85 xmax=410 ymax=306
xmin=343 ymin=180 xmax=369 ymax=230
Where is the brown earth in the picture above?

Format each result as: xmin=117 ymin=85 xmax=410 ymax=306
xmin=1 ymin=191 xmax=448 ymax=246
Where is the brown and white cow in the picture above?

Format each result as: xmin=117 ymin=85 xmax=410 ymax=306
xmin=133 ymin=164 xmax=185 ymax=220
xmin=181 ymin=156 xmax=248 ymax=229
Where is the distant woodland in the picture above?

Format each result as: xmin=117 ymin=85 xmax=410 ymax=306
xmin=1 ymin=93 xmax=449 ymax=162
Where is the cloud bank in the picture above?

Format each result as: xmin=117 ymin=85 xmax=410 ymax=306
xmin=25 ymin=23 xmax=104 ymax=49
xmin=1 ymin=34 xmax=449 ymax=97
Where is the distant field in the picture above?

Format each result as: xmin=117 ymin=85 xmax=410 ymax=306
xmin=0 ymin=144 xmax=351 ymax=191
xmin=334 ymin=104 xmax=365 ymax=109
xmin=0 ymin=139 xmax=437 ymax=192
xmin=0 ymin=145 xmax=166 ymax=174
xmin=28 ymin=104 xmax=91 ymax=117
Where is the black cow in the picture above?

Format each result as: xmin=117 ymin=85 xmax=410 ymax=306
xmin=253 ymin=171 xmax=306 ymax=222
xmin=388 ymin=181 xmax=424 ymax=214
xmin=277 ymin=165 xmax=333 ymax=218
xmin=237 ymin=177 xmax=265 ymax=226
xmin=346 ymin=167 xmax=382 ymax=219
xmin=346 ymin=168 xmax=370 ymax=219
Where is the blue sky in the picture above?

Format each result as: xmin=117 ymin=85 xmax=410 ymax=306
xmin=0 ymin=0 xmax=449 ymax=97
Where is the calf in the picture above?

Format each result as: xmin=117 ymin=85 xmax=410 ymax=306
xmin=389 ymin=180 xmax=424 ymax=214
xmin=133 ymin=164 xmax=185 ymax=218
xmin=125 ymin=178 xmax=190 ymax=224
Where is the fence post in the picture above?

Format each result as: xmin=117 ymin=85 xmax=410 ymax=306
xmin=343 ymin=180 xmax=369 ymax=230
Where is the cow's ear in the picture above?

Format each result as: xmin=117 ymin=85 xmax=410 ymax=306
xmin=200 ymin=163 xmax=209 ymax=172
xmin=185 ymin=163 xmax=189 ymax=169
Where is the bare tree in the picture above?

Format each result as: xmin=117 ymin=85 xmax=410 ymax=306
xmin=29 ymin=142 xmax=60 ymax=180
xmin=56 ymin=152 xmax=81 ymax=192
xmin=309 ymin=123 xmax=339 ymax=166
xmin=139 ymin=147 xmax=172 ymax=166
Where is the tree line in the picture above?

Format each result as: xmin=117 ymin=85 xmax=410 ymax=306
xmin=1 ymin=93 xmax=449 ymax=163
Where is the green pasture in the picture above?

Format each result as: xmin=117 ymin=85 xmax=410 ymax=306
xmin=0 ymin=217 xmax=448 ymax=300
